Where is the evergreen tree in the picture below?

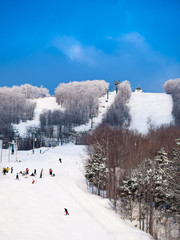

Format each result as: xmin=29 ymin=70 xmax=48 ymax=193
xmin=85 ymin=152 xmax=107 ymax=195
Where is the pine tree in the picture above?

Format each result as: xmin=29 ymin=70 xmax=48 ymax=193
xmin=85 ymin=152 xmax=107 ymax=196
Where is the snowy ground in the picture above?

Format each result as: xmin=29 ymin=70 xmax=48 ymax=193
xmin=0 ymin=145 xmax=152 ymax=240
xmin=128 ymin=92 xmax=174 ymax=134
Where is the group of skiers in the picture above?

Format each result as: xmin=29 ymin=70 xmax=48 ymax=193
xmin=3 ymin=166 xmax=56 ymax=179
xmin=15 ymin=168 xmax=54 ymax=180
xmin=2 ymin=159 xmax=70 ymax=216
xmin=2 ymin=167 xmax=13 ymax=175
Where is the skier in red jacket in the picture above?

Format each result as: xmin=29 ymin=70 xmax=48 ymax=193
xmin=49 ymin=168 xmax=53 ymax=176
xmin=64 ymin=208 xmax=69 ymax=215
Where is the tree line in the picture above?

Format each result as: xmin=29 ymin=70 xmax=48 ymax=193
xmin=0 ymin=84 xmax=49 ymax=146
xmin=39 ymin=80 xmax=109 ymax=138
xmin=85 ymin=125 xmax=180 ymax=240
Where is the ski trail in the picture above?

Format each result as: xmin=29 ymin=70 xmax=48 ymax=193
xmin=54 ymin=146 xmax=151 ymax=240
xmin=128 ymin=92 xmax=174 ymax=134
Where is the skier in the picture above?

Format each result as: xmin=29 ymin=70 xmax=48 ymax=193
xmin=26 ymin=168 xmax=29 ymax=175
xmin=32 ymin=179 xmax=35 ymax=184
xmin=3 ymin=168 xmax=6 ymax=175
xmin=64 ymin=208 xmax=69 ymax=215
xmin=40 ymin=171 xmax=42 ymax=178
xmin=16 ymin=173 xmax=19 ymax=180
xmin=11 ymin=167 xmax=13 ymax=173
xmin=59 ymin=158 xmax=62 ymax=163
xmin=49 ymin=168 xmax=53 ymax=176
xmin=34 ymin=169 xmax=36 ymax=175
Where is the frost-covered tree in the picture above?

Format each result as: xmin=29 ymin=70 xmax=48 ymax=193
xmin=103 ymin=80 xmax=131 ymax=128
xmin=164 ymin=78 xmax=180 ymax=126
xmin=54 ymin=80 xmax=109 ymax=127
xmin=17 ymin=84 xmax=50 ymax=98
xmin=0 ymin=87 xmax=37 ymax=146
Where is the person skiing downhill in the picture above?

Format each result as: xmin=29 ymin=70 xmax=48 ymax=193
xmin=64 ymin=208 xmax=69 ymax=215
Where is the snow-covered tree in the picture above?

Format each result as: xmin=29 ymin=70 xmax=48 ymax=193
xmin=164 ymin=78 xmax=180 ymax=126
xmin=121 ymin=147 xmax=179 ymax=238
xmin=85 ymin=152 xmax=107 ymax=196
xmin=103 ymin=80 xmax=131 ymax=128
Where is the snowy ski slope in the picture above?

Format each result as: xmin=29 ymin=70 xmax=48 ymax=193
xmin=128 ymin=92 xmax=174 ymax=134
xmin=0 ymin=145 xmax=152 ymax=240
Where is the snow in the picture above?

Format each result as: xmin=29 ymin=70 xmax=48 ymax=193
xmin=0 ymin=145 xmax=152 ymax=240
xmin=13 ymin=97 xmax=63 ymax=136
xmin=128 ymin=92 xmax=174 ymax=134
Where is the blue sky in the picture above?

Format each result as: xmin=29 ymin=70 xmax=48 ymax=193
xmin=0 ymin=0 xmax=180 ymax=94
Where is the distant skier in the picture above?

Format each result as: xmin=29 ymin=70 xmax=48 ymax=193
xmin=26 ymin=168 xmax=29 ymax=175
xmin=49 ymin=168 xmax=53 ymax=176
xmin=32 ymin=179 xmax=35 ymax=184
xmin=34 ymin=169 xmax=36 ymax=175
xmin=59 ymin=158 xmax=62 ymax=163
xmin=40 ymin=170 xmax=42 ymax=178
xmin=64 ymin=208 xmax=69 ymax=215
xmin=16 ymin=173 xmax=19 ymax=180
xmin=11 ymin=167 xmax=13 ymax=173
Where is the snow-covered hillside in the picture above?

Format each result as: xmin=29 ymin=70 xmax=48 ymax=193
xmin=13 ymin=97 xmax=63 ymax=136
xmin=0 ymin=145 xmax=152 ymax=240
xmin=14 ymin=91 xmax=174 ymax=136
xmin=128 ymin=92 xmax=174 ymax=134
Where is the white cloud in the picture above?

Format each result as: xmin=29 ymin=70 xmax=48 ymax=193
xmin=53 ymin=36 xmax=100 ymax=65
xmin=120 ymin=32 xmax=145 ymax=45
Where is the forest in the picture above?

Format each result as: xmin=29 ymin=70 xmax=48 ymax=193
xmin=39 ymin=80 xmax=109 ymax=139
xmin=0 ymin=84 xmax=49 ymax=147
xmin=85 ymin=125 xmax=180 ymax=240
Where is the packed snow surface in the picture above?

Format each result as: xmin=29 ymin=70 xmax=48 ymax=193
xmin=128 ymin=92 xmax=174 ymax=134
xmin=0 ymin=145 xmax=152 ymax=240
